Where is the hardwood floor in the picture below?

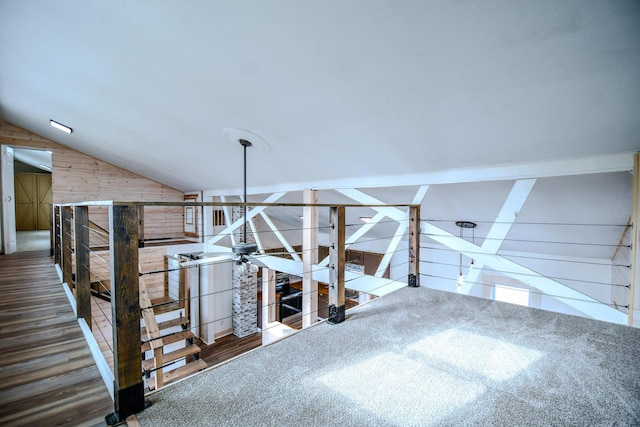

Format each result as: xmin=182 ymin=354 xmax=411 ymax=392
xmin=194 ymin=333 xmax=262 ymax=367
xmin=0 ymin=250 xmax=113 ymax=427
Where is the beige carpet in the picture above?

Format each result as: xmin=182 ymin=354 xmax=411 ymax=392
xmin=137 ymin=286 xmax=640 ymax=426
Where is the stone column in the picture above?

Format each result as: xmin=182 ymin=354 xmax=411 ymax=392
xmin=231 ymin=206 xmax=259 ymax=337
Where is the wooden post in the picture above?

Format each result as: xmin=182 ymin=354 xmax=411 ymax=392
xmin=137 ymin=206 xmax=145 ymax=247
xmin=49 ymin=205 xmax=54 ymax=257
xmin=61 ymin=206 xmax=73 ymax=287
xmin=262 ymin=267 xmax=276 ymax=326
xmin=328 ymin=206 xmax=345 ymax=324
xmin=179 ymin=264 xmax=190 ymax=321
xmin=109 ymin=205 xmax=144 ymax=420
xmin=74 ymin=206 xmax=91 ymax=327
xmin=408 ymin=205 xmax=420 ymax=287
xmin=302 ymin=189 xmax=318 ymax=327
xmin=53 ymin=206 xmax=62 ymax=266
xmin=629 ymin=153 xmax=640 ymax=327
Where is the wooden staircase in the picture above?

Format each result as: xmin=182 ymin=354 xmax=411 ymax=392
xmin=139 ymin=272 xmax=207 ymax=390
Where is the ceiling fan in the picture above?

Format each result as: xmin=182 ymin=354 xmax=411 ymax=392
xmin=178 ymin=135 xmax=287 ymax=272
xmin=231 ymin=138 xmax=260 ymax=273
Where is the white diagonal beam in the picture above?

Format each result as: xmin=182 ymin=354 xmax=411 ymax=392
xmin=460 ymin=179 xmax=536 ymax=294
xmin=319 ymin=211 xmax=387 ymax=267
xmin=334 ymin=189 xmax=625 ymax=323
xmin=423 ymin=222 xmax=626 ymax=324
xmin=208 ymin=192 xmax=286 ymax=245
xmin=336 ymin=188 xmax=406 ymax=222
xmin=375 ymin=186 xmax=430 ymax=276
xmin=259 ymin=211 xmax=302 ymax=262
xmin=336 ymin=187 xmax=429 ymax=276
xmin=375 ymin=222 xmax=407 ymax=277
xmin=251 ymin=253 xmax=406 ymax=297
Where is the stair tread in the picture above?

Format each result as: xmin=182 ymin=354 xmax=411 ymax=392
xmin=141 ymin=330 xmax=195 ymax=353
xmin=163 ymin=359 xmax=208 ymax=384
xmin=141 ymin=316 xmax=189 ymax=335
xmin=142 ymin=343 xmax=202 ymax=372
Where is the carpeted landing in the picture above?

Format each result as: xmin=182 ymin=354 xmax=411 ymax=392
xmin=137 ymin=286 xmax=640 ymax=426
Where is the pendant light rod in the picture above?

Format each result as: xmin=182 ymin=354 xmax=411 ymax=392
xmin=239 ymin=139 xmax=252 ymax=243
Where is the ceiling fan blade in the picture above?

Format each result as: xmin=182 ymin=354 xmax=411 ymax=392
xmin=180 ymin=254 xmax=234 ymax=267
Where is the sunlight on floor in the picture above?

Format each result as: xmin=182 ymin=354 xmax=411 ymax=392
xmin=317 ymin=328 xmax=545 ymax=425
xmin=407 ymin=329 xmax=544 ymax=381
xmin=317 ymin=352 xmax=486 ymax=425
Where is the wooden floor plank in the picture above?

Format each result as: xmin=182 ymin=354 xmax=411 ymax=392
xmin=0 ymin=250 xmax=112 ymax=426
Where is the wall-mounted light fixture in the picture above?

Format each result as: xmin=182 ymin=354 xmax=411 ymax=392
xmin=49 ymin=119 xmax=73 ymax=134
xmin=455 ymin=220 xmax=477 ymax=287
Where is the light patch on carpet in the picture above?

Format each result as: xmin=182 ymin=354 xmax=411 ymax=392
xmin=317 ymin=352 xmax=486 ymax=426
xmin=408 ymin=328 xmax=544 ymax=381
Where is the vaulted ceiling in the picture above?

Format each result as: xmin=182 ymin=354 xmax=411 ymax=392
xmin=1 ymin=1 xmax=638 ymax=194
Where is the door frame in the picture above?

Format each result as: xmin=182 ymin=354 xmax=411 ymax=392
xmin=1 ymin=145 xmax=17 ymax=254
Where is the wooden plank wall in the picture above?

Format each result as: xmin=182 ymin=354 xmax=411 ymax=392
xmin=0 ymin=121 xmax=185 ymax=240
xmin=88 ymin=247 xmax=168 ymax=301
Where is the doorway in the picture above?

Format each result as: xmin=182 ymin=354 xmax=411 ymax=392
xmin=1 ymin=146 xmax=52 ymax=253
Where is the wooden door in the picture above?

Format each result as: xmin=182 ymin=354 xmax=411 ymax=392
xmin=15 ymin=173 xmax=36 ymax=230
xmin=37 ymin=174 xmax=52 ymax=230
xmin=15 ymin=173 xmax=52 ymax=230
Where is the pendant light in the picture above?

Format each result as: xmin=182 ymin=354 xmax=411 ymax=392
xmin=455 ymin=221 xmax=477 ymax=287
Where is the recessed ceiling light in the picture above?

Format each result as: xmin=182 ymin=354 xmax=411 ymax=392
xmin=39 ymin=164 xmax=52 ymax=170
xmin=360 ymin=216 xmax=372 ymax=223
xmin=50 ymin=119 xmax=72 ymax=134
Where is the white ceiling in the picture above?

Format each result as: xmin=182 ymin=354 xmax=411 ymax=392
xmin=0 ymin=1 xmax=638 ymax=267
xmin=0 ymin=1 xmax=638 ymax=194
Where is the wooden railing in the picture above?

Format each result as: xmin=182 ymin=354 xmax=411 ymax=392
xmin=52 ymin=200 xmax=421 ymax=422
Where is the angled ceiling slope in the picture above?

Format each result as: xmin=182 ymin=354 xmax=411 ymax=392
xmin=1 ymin=1 xmax=639 ymax=193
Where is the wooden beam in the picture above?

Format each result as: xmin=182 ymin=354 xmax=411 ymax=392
xmin=328 ymin=206 xmax=345 ymax=324
xmin=302 ymin=189 xmax=318 ymax=327
xmin=53 ymin=206 xmax=62 ymax=266
xmin=629 ymin=153 xmax=639 ymax=326
xmin=460 ymin=179 xmax=536 ymax=294
xmin=259 ymin=211 xmax=302 ymax=262
xmin=208 ymin=192 xmax=286 ymax=244
xmin=109 ymin=205 xmax=144 ymax=420
xmin=74 ymin=205 xmax=91 ymax=328
xmin=61 ymin=206 xmax=73 ymax=287
xmin=408 ymin=205 xmax=420 ymax=287
xmin=423 ymin=221 xmax=628 ymax=324
xmin=137 ymin=206 xmax=145 ymax=247
xmin=262 ymin=267 xmax=276 ymax=325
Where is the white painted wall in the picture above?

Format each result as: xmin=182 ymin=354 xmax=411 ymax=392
xmin=165 ymin=243 xmax=234 ymax=343
xmin=390 ymin=242 xmax=628 ymax=323
xmin=199 ymin=261 xmax=233 ymax=344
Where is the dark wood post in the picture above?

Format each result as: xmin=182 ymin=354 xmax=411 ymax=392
xmin=53 ymin=205 xmax=62 ymax=265
xmin=137 ymin=205 xmax=145 ymax=247
xmin=408 ymin=205 xmax=420 ymax=287
xmin=109 ymin=205 xmax=144 ymax=420
xmin=328 ymin=206 xmax=345 ymax=324
xmin=74 ymin=205 xmax=91 ymax=327
xmin=61 ymin=206 xmax=73 ymax=287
